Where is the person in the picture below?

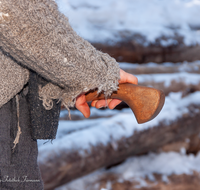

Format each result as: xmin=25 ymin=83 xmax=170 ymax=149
xmin=0 ymin=0 xmax=138 ymax=189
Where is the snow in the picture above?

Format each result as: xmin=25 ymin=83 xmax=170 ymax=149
xmin=119 ymin=60 xmax=200 ymax=70
xmin=56 ymin=151 xmax=200 ymax=190
xmin=60 ymin=106 xmax=128 ymax=119
xmin=119 ymin=61 xmax=200 ymax=87
xmin=113 ymin=151 xmax=200 ymax=179
xmin=38 ymin=91 xmax=200 ymax=163
xmin=55 ymin=0 xmax=200 ymax=45
xmin=137 ymin=72 xmax=200 ymax=87
xmin=119 ymin=62 xmax=174 ymax=69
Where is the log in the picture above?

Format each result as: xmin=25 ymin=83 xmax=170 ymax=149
xmin=93 ymin=40 xmax=200 ymax=63
xmin=38 ymin=99 xmax=200 ymax=190
xmin=111 ymin=173 xmax=200 ymax=190
xmin=56 ymin=170 xmax=200 ymax=190
xmin=115 ymin=73 xmax=200 ymax=109
xmin=138 ymin=72 xmax=200 ymax=99
xmin=120 ymin=61 xmax=200 ymax=75
xmin=159 ymin=134 xmax=200 ymax=155
xmin=139 ymin=79 xmax=200 ymax=96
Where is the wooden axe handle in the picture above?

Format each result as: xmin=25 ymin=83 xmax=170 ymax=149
xmin=85 ymin=84 xmax=165 ymax=124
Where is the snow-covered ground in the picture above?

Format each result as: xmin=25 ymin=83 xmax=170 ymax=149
xmin=56 ymin=151 xmax=200 ymax=190
xmin=55 ymin=0 xmax=200 ymax=45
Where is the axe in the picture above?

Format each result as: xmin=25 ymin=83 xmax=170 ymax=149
xmin=85 ymin=84 xmax=165 ymax=124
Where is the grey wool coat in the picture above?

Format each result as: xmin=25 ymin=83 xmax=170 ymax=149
xmin=0 ymin=1 xmax=120 ymax=188
xmin=0 ymin=0 xmax=120 ymax=111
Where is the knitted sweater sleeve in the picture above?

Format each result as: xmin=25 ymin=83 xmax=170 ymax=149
xmin=0 ymin=0 xmax=120 ymax=107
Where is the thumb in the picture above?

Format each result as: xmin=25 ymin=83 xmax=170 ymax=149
xmin=119 ymin=69 xmax=138 ymax=84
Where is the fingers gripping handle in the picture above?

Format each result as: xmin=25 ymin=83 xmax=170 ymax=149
xmin=85 ymin=84 xmax=165 ymax=124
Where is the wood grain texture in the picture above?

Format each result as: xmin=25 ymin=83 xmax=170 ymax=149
xmin=85 ymin=84 xmax=165 ymax=124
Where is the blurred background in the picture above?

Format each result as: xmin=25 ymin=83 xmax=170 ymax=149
xmin=38 ymin=0 xmax=200 ymax=189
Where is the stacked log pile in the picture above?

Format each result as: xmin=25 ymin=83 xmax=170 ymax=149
xmin=123 ymin=61 xmax=200 ymax=95
xmin=40 ymin=108 xmax=200 ymax=190
xmin=38 ymin=61 xmax=200 ymax=190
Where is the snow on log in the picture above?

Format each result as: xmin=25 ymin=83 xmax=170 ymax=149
xmin=137 ymin=72 xmax=200 ymax=95
xmin=119 ymin=61 xmax=200 ymax=75
xmin=56 ymin=0 xmax=200 ymax=47
xmin=119 ymin=62 xmax=200 ymax=95
xmin=38 ymin=92 xmax=200 ymax=190
xmin=115 ymin=72 xmax=200 ymax=110
xmin=56 ymin=0 xmax=200 ymax=63
xmin=55 ymin=151 xmax=200 ymax=190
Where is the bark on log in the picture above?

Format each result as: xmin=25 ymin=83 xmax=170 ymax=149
xmin=39 ymin=104 xmax=200 ymax=190
xmin=93 ymin=41 xmax=200 ymax=63
xmin=160 ymin=134 xmax=200 ymax=154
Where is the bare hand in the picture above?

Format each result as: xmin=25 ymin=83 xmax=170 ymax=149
xmin=75 ymin=69 xmax=138 ymax=118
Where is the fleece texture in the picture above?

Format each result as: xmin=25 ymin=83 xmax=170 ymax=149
xmin=0 ymin=0 xmax=120 ymax=109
